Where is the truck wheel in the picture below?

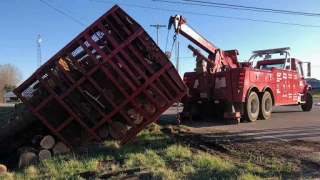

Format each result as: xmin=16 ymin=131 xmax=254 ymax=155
xmin=258 ymin=92 xmax=272 ymax=120
xmin=301 ymin=91 xmax=313 ymax=112
xmin=243 ymin=91 xmax=259 ymax=122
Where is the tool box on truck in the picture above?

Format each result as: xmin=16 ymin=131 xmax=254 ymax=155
xmin=14 ymin=5 xmax=187 ymax=149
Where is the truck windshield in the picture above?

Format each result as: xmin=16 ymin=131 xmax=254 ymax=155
xmin=259 ymin=63 xmax=284 ymax=70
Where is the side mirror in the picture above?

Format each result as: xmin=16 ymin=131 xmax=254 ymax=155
xmin=307 ymin=62 xmax=311 ymax=77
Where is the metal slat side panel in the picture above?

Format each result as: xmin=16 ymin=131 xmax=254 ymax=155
xmin=14 ymin=5 xmax=187 ymax=148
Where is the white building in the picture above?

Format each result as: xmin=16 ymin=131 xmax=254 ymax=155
xmin=3 ymin=92 xmax=19 ymax=103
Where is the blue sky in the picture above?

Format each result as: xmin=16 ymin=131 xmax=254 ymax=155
xmin=1 ymin=0 xmax=320 ymax=83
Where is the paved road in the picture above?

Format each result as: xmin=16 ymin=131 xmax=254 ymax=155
xmin=160 ymin=98 xmax=320 ymax=142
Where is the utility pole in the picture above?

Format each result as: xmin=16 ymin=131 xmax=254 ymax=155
xmin=37 ymin=34 xmax=42 ymax=68
xmin=150 ymin=24 xmax=166 ymax=46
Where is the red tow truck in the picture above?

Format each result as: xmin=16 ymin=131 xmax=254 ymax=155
xmin=168 ymin=15 xmax=313 ymax=124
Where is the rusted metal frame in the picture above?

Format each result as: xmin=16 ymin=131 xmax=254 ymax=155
xmin=13 ymin=6 xmax=121 ymax=97
xmin=150 ymin=83 xmax=171 ymax=104
xmin=13 ymin=78 xmax=37 ymax=96
xmin=108 ymin=60 xmax=137 ymax=91
xmin=84 ymin=80 xmax=126 ymax=140
xmin=100 ymin=66 xmax=130 ymax=98
xmin=96 ymin=23 xmax=120 ymax=49
xmin=161 ymin=73 xmax=181 ymax=95
xmin=56 ymin=116 xmax=74 ymax=132
xmin=114 ymin=7 xmax=141 ymax=32
xmin=114 ymin=55 xmax=141 ymax=85
xmin=100 ymin=27 xmax=145 ymax=65
xmin=57 ymin=27 xmax=145 ymax=100
xmin=110 ymin=12 xmax=132 ymax=36
xmin=143 ymin=90 xmax=162 ymax=110
xmin=92 ymin=62 xmax=172 ymax=132
xmin=35 ymin=95 xmax=54 ymax=112
xmin=34 ymin=111 xmax=73 ymax=149
xmin=66 ymin=91 xmax=99 ymax=125
xmin=54 ymin=60 xmax=76 ymax=84
xmin=67 ymin=53 xmax=88 ymax=74
xmin=78 ymin=40 xmax=100 ymax=65
xmin=118 ymin=110 xmax=138 ymax=129
xmin=155 ymin=79 xmax=174 ymax=100
xmin=119 ymin=49 xmax=149 ymax=81
xmin=130 ymin=100 xmax=151 ymax=122
xmin=84 ymin=34 xmax=106 ymax=62
xmin=83 ymin=32 xmax=137 ymax=92
xmin=120 ymin=90 xmax=186 ymax=145
xmin=76 ymin=86 xmax=107 ymax=118
xmin=14 ymin=91 xmax=73 ymax=148
xmin=36 ymin=75 xmax=102 ymax=142
xmin=127 ymin=44 xmax=155 ymax=74
xmin=101 ymin=18 xmax=126 ymax=43
xmin=83 ymin=32 xmax=108 ymax=59
xmin=87 ymin=77 xmax=117 ymax=108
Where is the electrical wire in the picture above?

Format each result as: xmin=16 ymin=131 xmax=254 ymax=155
xmin=154 ymin=0 xmax=320 ymax=17
xmin=40 ymin=0 xmax=87 ymax=27
xmin=46 ymin=0 xmax=90 ymax=22
xmin=90 ymin=0 xmax=320 ymax=28
xmin=185 ymin=0 xmax=320 ymax=17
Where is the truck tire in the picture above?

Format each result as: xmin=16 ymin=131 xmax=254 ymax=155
xmin=243 ymin=91 xmax=259 ymax=122
xmin=258 ymin=92 xmax=272 ymax=120
xmin=301 ymin=91 xmax=313 ymax=112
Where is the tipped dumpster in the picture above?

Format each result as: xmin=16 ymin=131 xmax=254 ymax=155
xmin=12 ymin=5 xmax=187 ymax=149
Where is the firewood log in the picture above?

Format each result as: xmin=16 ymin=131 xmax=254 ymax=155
xmin=52 ymin=142 xmax=70 ymax=155
xmin=0 ymin=164 xmax=7 ymax=174
xmin=109 ymin=122 xmax=127 ymax=140
xmin=38 ymin=149 xmax=51 ymax=161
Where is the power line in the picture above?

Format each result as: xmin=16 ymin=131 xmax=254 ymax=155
xmin=90 ymin=0 xmax=320 ymax=28
xmin=46 ymin=0 xmax=90 ymax=22
xmin=154 ymin=0 xmax=320 ymax=17
xmin=40 ymin=0 xmax=87 ymax=27
xmin=185 ymin=0 xmax=320 ymax=17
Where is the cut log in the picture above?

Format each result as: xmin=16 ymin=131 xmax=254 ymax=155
xmin=109 ymin=122 xmax=128 ymax=140
xmin=0 ymin=164 xmax=7 ymax=174
xmin=40 ymin=135 xmax=55 ymax=149
xmin=0 ymin=104 xmax=39 ymax=143
xmin=38 ymin=149 xmax=51 ymax=161
xmin=18 ymin=152 xmax=38 ymax=168
xmin=97 ymin=126 xmax=109 ymax=139
xmin=53 ymin=142 xmax=71 ymax=155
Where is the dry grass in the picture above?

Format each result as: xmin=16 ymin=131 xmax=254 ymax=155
xmin=0 ymin=123 xmax=314 ymax=180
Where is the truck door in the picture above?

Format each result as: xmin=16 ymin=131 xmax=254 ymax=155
xmin=296 ymin=61 xmax=305 ymax=95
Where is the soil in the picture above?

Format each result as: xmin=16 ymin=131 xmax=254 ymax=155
xmin=164 ymin=125 xmax=320 ymax=179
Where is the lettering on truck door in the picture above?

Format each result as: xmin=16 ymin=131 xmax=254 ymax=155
xmin=276 ymin=71 xmax=284 ymax=104
xmin=287 ymin=73 xmax=294 ymax=103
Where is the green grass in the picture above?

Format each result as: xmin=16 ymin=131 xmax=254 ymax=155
xmin=0 ymin=123 xmax=304 ymax=180
xmin=313 ymin=93 xmax=320 ymax=98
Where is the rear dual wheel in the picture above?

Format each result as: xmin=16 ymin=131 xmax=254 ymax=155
xmin=243 ymin=92 xmax=260 ymax=122
xmin=243 ymin=91 xmax=273 ymax=122
xmin=259 ymin=92 xmax=272 ymax=120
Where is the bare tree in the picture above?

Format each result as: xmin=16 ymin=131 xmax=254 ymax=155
xmin=0 ymin=64 xmax=23 ymax=103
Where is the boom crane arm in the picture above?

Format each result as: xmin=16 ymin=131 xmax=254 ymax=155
xmin=168 ymin=15 xmax=239 ymax=72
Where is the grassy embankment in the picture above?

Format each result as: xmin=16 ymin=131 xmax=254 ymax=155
xmin=0 ymin=119 xmax=303 ymax=180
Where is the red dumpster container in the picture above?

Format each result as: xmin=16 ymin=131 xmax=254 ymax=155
xmin=13 ymin=5 xmax=187 ymax=149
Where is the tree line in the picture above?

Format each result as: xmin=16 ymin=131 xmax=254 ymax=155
xmin=0 ymin=64 xmax=23 ymax=103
